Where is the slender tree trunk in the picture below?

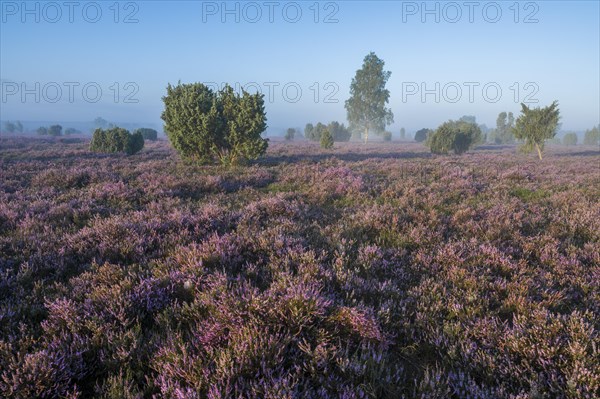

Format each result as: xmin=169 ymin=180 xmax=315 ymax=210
xmin=535 ymin=143 xmax=543 ymax=160
xmin=364 ymin=127 xmax=369 ymax=144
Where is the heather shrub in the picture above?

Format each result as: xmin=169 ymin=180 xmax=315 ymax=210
xmin=0 ymin=138 xmax=598 ymax=398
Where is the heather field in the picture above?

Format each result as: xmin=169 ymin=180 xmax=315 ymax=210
xmin=0 ymin=137 xmax=599 ymax=398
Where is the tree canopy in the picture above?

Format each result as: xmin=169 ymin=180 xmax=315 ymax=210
xmin=583 ymin=126 xmax=599 ymax=146
xmin=345 ymin=52 xmax=394 ymax=143
xmin=489 ymin=111 xmax=515 ymax=144
xmin=513 ymin=101 xmax=560 ymax=160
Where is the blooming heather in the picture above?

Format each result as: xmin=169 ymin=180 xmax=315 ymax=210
xmin=0 ymin=137 xmax=598 ymax=398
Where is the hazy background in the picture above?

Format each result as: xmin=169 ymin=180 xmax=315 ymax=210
xmin=1 ymin=0 xmax=599 ymax=136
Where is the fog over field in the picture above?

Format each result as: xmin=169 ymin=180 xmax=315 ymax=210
xmin=0 ymin=1 xmax=599 ymax=398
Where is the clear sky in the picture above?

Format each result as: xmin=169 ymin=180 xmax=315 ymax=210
xmin=1 ymin=0 xmax=599 ymax=133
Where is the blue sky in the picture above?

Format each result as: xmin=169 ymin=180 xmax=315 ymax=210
xmin=1 ymin=0 xmax=599 ymax=134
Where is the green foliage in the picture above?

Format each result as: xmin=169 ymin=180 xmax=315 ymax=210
xmin=583 ymin=126 xmax=599 ymax=146
xmin=320 ymin=129 xmax=334 ymax=149
xmin=305 ymin=121 xmax=350 ymax=142
xmin=510 ymin=187 xmax=550 ymax=202
xmin=312 ymin=123 xmax=327 ymax=142
xmin=37 ymin=127 xmax=48 ymax=136
xmin=126 ymin=131 xmax=145 ymax=155
xmin=285 ymin=128 xmax=296 ymax=141
xmin=48 ymin=125 xmax=63 ymax=136
xmin=382 ymin=131 xmax=392 ymax=141
xmin=90 ymin=127 xmax=145 ymax=155
xmin=429 ymin=120 xmax=482 ymax=155
xmin=345 ymin=52 xmax=394 ymax=143
xmin=429 ymin=127 xmax=454 ymax=154
xmin=563 ymin=132 xmax=578 ymax=146
xmin=400 ymin=127 xmax=406 ymax=140
xmin=489 ymin=111 xmax=515 ymax=144
xmin=161 ymin=82 xmax=268 ymax=166
xmin=304 ymin=123 xmax=314 ymax=140
xmin=513 ymin=101 xmax=560 ymax=160
xmin=328 ymin=121 xmax=352 ymax=142
xmin=310 ymin=123 xmax=327 ymax=142
xmin=414 ymin=128 xmax=432 ymax=143
xmin=135 ymin=128 xmax=158 ymax=141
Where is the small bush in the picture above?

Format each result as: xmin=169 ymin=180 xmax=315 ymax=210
xmin=382 ymin=131 xmax=392 ymax=141
xmin=135 ymin=128 xmax=158 ymax=141
xmin=36 ymin=127 xmax=48 ymax=136
xmin=414 ymin=128 xmax=432 ymax=143
xmin=429 ymin=120 xmax=482 ymax=155
xmin=284 ymin=128 xmax=295 ymax=141
xmin=48 ymin=125 xmax=63 ymax=136
xmin=90 ymin=127 xmax=144 ymax=155
xmin=320 ymin=129 xmax=334 ymax=149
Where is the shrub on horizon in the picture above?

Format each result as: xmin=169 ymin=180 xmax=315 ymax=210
xmin=563 ymin=132 xmax=578 ymax=146
xmin=48 ymin=125 xmax=63 ymax=137
xmin=284 ymin=128 xmax=295 ymax=141
xmin=64 ymin=128 xmax=81 ymax=135
xmin=583 ymin=125 xmax=599 ymax=146
xmin=414 ymin=128 xmax=432 ymax=143
xmin=305 ymin=121 xmax=351 ymax=142
xmin=429 ymin=120 xmax=482 ymax=155
xmin=135 ymin=128 xmax=158 ymax=141
xmin=90 ymin=127 xmax=144 ymax=155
